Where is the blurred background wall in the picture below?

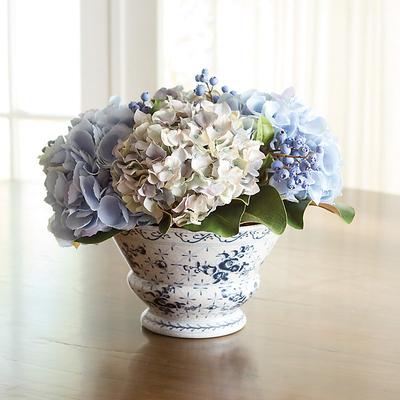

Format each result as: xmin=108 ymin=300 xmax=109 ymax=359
xmin=1 ymin=0 xmax=399 ymax=194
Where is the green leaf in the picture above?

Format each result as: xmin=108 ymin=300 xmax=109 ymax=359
xmin=159 ymin=212 xmax=172 ymax=234
xmin=313 ymin=201 xmax=355 ymax=224
xmin=76 ymin=228 xmax=120 ymax=245
xmin=259 ymin=153 xmax=274 ymax=185
xmin=241 ymin=185 xmax=287 ymax=234
xmin=255 ymin=117 xmax=275 ymax=185
xmin=255 ymin=116 xmax=274 ymax=146
xmin=335 ymin=202 xmax=356 ymax=224
xmin=184 ymin=200 xmax=246 ymax=237
xmin=237 ymin=194 xmax=250 ymax=205
xmin=263 ymin=153 xmax=274 ymax=169
xmin=284 ymin=199 xmax=312 ymax=230
xmin=150 ymin=99 xmax=165 ymax=114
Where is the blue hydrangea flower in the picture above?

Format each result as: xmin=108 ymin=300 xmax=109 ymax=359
xmin=245 ymin=88 xmax=342 ymax=204
xmin=40 ymin=98 xmax=153 ymax=246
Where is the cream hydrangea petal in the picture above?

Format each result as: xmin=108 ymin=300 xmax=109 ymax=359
xmin=194 ymin=110 xmax=218 ymax=128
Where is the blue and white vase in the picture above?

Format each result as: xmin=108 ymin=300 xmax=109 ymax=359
xmin=114 ymin=224 xmax=278 ymax=338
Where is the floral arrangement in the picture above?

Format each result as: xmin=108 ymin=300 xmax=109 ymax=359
xmin=40 ymin=69 xmax=354 ymax=246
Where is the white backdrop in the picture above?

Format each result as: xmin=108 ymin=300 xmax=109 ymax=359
xmin=1 ymin=0 xmax=399 ymax=195
xmin=159 ymin=0 xmax=400 ymax=195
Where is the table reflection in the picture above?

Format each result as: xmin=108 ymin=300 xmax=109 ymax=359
xmin=119 ymin=330 xmax=261 ymax=399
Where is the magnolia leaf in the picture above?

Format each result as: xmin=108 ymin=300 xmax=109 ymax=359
xmin=255 ymin=116 xmax=274 ymax=146
xmin=312 ymin=201 xmax=355 ymax=224
xmin=76 ymin=228 xmax=120 ymax=245
xmin=159 ymin=212 xmax=172 ymax=234
xmin=241 ymin=185 xmax=287 ymax=234
xmin=185 ymin=200 xmax=246 ymax=237
xmin=259 ymin=153 xmax=274 ymax=185
xmin=263 ymin=153 xmax=274 ymax=169
xmin=284 ymin=199 xmax=312 ymax=230
xmin=237 ymin=194 xmax=250 ymax=205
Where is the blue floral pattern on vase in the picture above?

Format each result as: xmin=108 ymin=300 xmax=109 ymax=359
xmin=114 ymin=224 xmax=279 ymax=338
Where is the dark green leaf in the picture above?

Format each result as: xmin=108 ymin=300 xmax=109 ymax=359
xmin=259 ymin=153 xmax=274 ymax=185
xmin=159 ymin=212 xmax=172 ymax=234
xmin=313 ymin=201 xmax=355 ymax=224
xmin=237 ymin=194 xmax=250 ymax=205
xmin=76 ymin=228 xmax=120 ymax=245
xmin=185 ymin=200 xmax=246 ymax=237
xmin=284 ymin=199 xmax=312 ymax=229
xmin=241 ymin=185 xmax=287 ymax=234
xmin=255 ymin=116 xmax=274 ymax=146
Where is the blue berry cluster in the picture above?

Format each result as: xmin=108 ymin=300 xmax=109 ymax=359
xmin=269 ymin=130 xmax=323 ymax=196
xmin=193 ymin=68 xmax=236 ymax=102
xmin=194 ymin=68 xmax=217 ymax=97
xmin=129 ymin=91 xmax=151 ymax=114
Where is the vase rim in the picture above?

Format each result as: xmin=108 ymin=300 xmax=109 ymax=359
xmin=130 ymin=223 xmax=267 ymax=236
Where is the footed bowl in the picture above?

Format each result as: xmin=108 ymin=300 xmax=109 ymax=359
xmin=114 ymin=224 xmax=278 ymax=338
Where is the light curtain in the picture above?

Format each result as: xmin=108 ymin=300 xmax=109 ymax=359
xmin=158 ymin=0 xmax=400 ymax=194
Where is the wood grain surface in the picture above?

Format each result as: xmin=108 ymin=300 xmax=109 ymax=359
xmin=0 ymin=182 xmax=399 ymax=400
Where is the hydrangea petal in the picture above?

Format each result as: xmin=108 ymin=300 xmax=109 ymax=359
xmin=54 ymin=173 xmax=67 ymax=204
xmin=246 ymin=94 xmax=267 ymax=115
xmin=299 ymin=116 xmax=326 ymax=135
xmin=98 ymin=195 xmax=126 ymax=228
xmin=69 ymin=121 xmax=96 ymax=156
xmin=79 ymin=175 xmax=101 ymax=211
xmin=262 ymin=100 xmax=280 ymax=118
xmin=77 ymin=217 xmax=107 ymax=237
xmin=97 ymin=124 xmax=131 ymax=164
xmin=66 ymin=212 xmax=93 ymax=230
xmin=320 ymin=142 xmax=341 ymax=176
xmin=48 ymin=212 xmax=75 ymax=246
xmin=194 ymin=110 xmax=218 ymax=128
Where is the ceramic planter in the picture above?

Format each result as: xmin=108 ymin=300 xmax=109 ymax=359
xmin=114 ymin=224 xmax=278 ymax=338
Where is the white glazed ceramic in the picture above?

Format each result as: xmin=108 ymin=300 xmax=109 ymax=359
xmin=114 ymin=224 xmax=278 ymax=338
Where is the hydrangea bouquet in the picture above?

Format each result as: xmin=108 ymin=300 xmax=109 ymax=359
xmin=40 ymin=69 xmax=354 ymax=247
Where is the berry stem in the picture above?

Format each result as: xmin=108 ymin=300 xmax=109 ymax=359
xmin=205 ymin=82 xmax=213 ymax=100
xmin=270 ymin=152 xmax=309 ymax=159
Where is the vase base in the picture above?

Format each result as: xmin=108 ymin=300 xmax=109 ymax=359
xmin=140 ymin=308 xmax=246 ymax=339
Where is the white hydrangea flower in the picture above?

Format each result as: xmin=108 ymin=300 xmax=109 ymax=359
xmin=112 ymin=94 xmax=265 ymax=226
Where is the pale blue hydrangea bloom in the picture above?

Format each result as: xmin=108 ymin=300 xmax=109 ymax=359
xmin=244 ymin=88 xmax=342 ymax=204
xmin=40 ymin=98 xmax=153 ymax=246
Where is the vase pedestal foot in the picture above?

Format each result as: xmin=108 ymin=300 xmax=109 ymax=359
xmin=140 ymin=308 xmax=247 ymax=339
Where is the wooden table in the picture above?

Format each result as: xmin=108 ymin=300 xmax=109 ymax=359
xmin=1 ymin=182 xmax=399 ymax=400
